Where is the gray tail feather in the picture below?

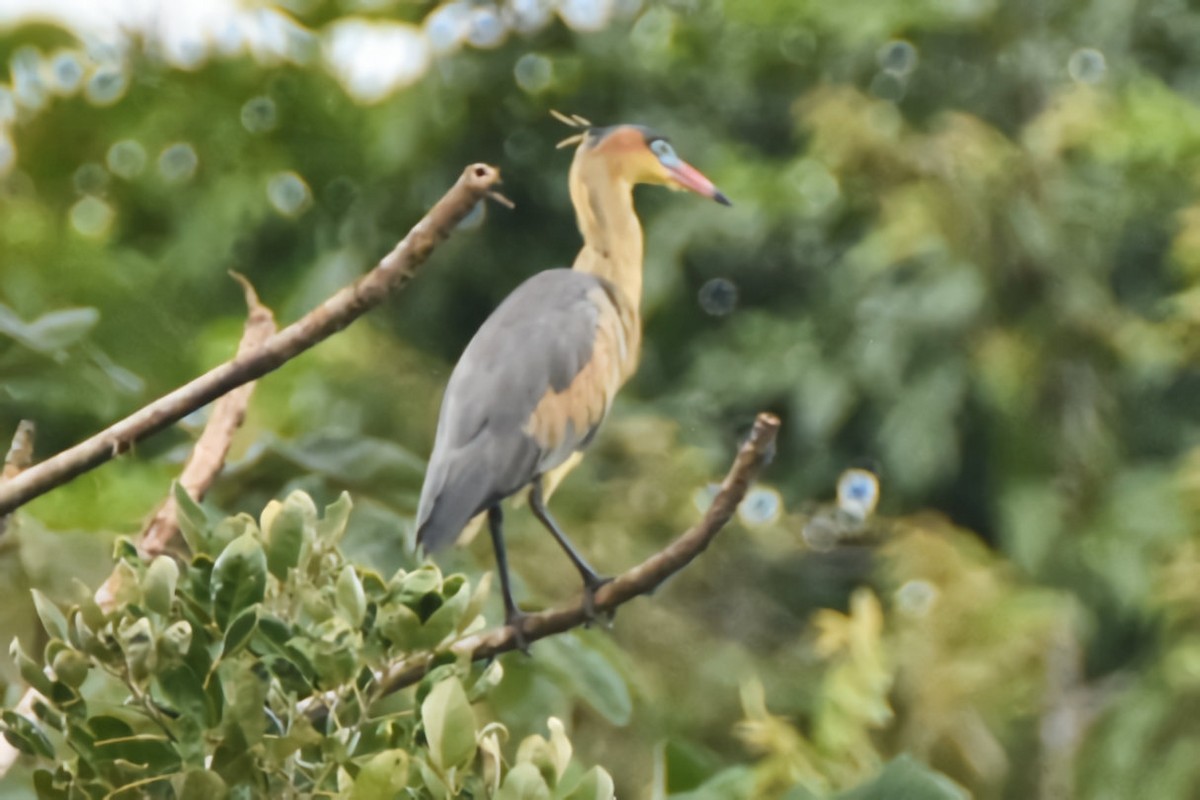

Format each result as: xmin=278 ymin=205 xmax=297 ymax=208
xmin=416 ymin=451 xmax=493 ymax=553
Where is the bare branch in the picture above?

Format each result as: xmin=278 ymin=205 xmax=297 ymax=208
xmin=1037 ymin=621 xmax=1128 ymax=800
xmin=2 ymin=421 xmax=35 ymax=481
xmin=137 ymin=274 xmax=277 ymax=559
xmin=0 ymin=164 xmax=505 ymax=516
xmin=371 ymin=411 xmax=781 ymax=697
xmin=0 ymin=420 xmax=35 ymax=537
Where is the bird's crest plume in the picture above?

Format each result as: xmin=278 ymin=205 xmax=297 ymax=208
xmin=551 ymin=109 xmax=593 ymax=149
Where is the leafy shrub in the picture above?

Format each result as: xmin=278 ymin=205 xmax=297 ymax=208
xmin=2 ymin=489 xmax=613 ymax=799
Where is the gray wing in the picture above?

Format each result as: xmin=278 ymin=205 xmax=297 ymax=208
xmin=416 ymin=269 xmax=626 ymax=552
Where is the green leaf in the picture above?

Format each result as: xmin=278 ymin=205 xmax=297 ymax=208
xmin=460 ymin=573 xmax=492 ymax=630
xmin=107 ymin=561 xmax=143 ymax=609
xmin=336 ymin=565 xmax=367 ymax=628
xmin=262 ymin=714 xmax=321 ymax=763
xmin=421 ymin=676 xmax=477 ymax=772
xmin=416 ymin=756 xmax=452 ymax=800
xmin=317 ymin=491 xmax=353 ymax=544
xmin=657 ymin=737 xmax=723 ymax=793
xmin=416 ymin=664 xmax=459 ymax=705
xmin=78 ymin=594 xmax=107 ymax=632
xmin=281 ymin=641 xmax=318 ymax=684
xmin=89 ymin=715 xmax=133 ymax=739
xmin=416 ymin=576 xmax=470 ymax=647
xmin=836 ymin=756 xmax=970 ymax=800
xmin=26 ymin=307 xmax=100 ymax=351
xmin=158 ymin=620 xmax=194 ymax=660
xmin=265 ymin=655 xmax=314 ymax=696
xmin=94 ymin=733 xmax=181 ymax=774
xmin=392 ymin=565 xmax=443 ymax=605
xmin=178 ymin=768 xmax=228 ymax=800
xmin=220 ymin=661 xmax=269 ymax=746
xmin=668 ymin=766 xmax=757 ymax=800
xmin=221 ymin=608 xmax=258 ymax=660
xmin=42 ymin=639 xmax=69 ymax=670
xmin=497 ymin=763 xmax=552 ymax=800
xmin=210 ymin=730 xmax=261 ymax=788
xmin=112 ymin=537 xmax=139 ymax=563
xmin=541 ymin=634 xmax=632 ymax=726
xmin=1 ymin=711 xmax=55 ymax=759
xmin=298 ymin=586 xmax=335 ymax=625
xmin=0 ymin=305 xmax=99 ymax=354
xmin=31 ymin=590 xmax=70 ymax=642
xmin=210 ymin=514 xmax=258 ymax=560
xmin=377 ymin=602 xmax=422 ymax=648
xmin=210 ymin=533 xmax=268 ymax=630
xmin=30 ymin=700 xmax=62 ymax=732
xmin=174 ymin=482 xmax=210 ymax=555
xmin=360 ymin=568 xmax=388 ymax=598
xmin=72 ymin=610 xmax=114 ymax=664
xmin=65 ymin=720 xmax=97 ymax=763
xmin=154 ymin=663 xmax=213 ymax=727
xmin=559 ymin=767 xmax=615 ymax=800
xmin=205 ymin=669 xmax=226 ymax=729
xmin=46 ymin=681 xmax=82 ymax=717
xmin=143 ymin=556 xmax=179 ymax=616
xmin=259 ymin=499 xmax=283 ymax=539
xmin=516 ymin=717 xmax=572 ymax=788
xmin=118 ymin=616 xmax=157 ymax=684
xmin=351 ymin=749 xmax=409 ymax=799
xmin=51 ymin=648 xmax=90 ymax=689
xmin=468 ymin=660 xmax=504 ymax=703
xmin=275 ymin=435 xmax=423 ymax=490
xmin=186 ymin=555 xmax=215 ymax=613
xmin=11 ymin=638 xmax=54 ymax=696
xmin=255 ymin=614 xmax=292 ymax=648
xmin=307 ymin=635 xmax=359 ymax=687
xmin=31 ymin=767 xmax=68 ymax=800
xmin=265 ymin=498 xmax=308 ymax=579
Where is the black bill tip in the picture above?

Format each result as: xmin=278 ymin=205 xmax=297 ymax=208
xmin=713 ymin=190 xmax=732 ymax=207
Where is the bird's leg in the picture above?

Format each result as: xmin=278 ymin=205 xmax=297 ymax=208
xmin=487 ymin=504 xmax=529 ymax=652
xmin=528 ymin=477 xmax=613 ymax=623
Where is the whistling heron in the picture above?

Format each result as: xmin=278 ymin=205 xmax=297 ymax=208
xmin=416 ymin=118 xmax=729 ymax=637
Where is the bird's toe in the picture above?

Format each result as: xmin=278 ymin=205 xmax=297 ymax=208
xmin=581 ymin=575 xmax=614 ymax=626
xmin=505 ymin=610 xmax=532 ymax=655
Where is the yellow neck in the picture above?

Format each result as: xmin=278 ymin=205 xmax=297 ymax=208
xmin=568 ymin=152 xmax=644 ymax=316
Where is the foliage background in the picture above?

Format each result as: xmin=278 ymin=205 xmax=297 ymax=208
xmin=4 ymin=0 xmax=1200 ymax=796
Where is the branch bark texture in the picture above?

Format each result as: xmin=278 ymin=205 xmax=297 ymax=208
xmin=136 ymin=274 xmax=277 ymax=559
xmin=2 ymin=421 xmax=35 ymax=481
xmin=372 ymin=411 xmax=781 ymax=697
xmin=0 ymin=164 xmax=503 ymax=516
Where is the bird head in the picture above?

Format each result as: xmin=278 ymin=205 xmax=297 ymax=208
xmin=567 ymin=122 xmax=731 ymax=206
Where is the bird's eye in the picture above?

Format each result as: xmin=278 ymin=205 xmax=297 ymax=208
xmin=650 ymin=139 xmax=679 ymax=166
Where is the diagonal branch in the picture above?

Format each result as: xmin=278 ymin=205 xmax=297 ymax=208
xmin=371 ymin=411 xmax=781 ymax=697
xmin=0 ymin=164 xmax=505 ymax=516
xmin=136 ymin=273 xmax=277 ymax=560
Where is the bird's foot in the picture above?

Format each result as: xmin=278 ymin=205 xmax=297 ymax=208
xmin=505 ymin=609 xmax=532 ymax=655
xmin=582 ymin=576 xmax=615 ymax=628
